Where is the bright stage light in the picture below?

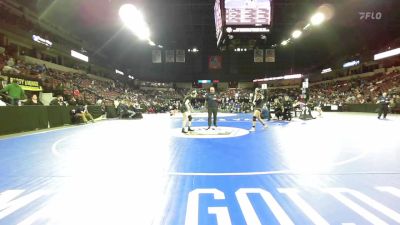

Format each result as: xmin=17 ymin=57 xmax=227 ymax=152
xmin=321 ymin=68 xmax=332 ymax=74
xmin=148 ymin=40 xmax=156 ymax=46
xmin=374 ymin=48 xmax=400 ymax=60
xmin=311 ymin=12 xmax=326 ymax=26
xmin=281 ymin=40 xmax=288 ymax=46
xmin=71 ymin=50 xmax=89 ymax=62
xmin=343 ymin=60 xmax=360 ymax=68
xmin=119 ymin=4 xmax=150 ymax=40
xmin=292 ymin=30 xmax=302 ymax=39
xmin=115 ymin=69 xmax=124 ymax=75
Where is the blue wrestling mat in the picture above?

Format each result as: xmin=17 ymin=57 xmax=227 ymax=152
xmin=0 ymin=112 xmax=399 ymax=225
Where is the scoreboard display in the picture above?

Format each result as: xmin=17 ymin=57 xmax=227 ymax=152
xmin=214 ymin=0 xmax=272 ymax=46
xmin=225 ymin=0 xmax=271 ymax=26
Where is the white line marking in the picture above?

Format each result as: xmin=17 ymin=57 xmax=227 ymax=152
xmin=376 ymin=187 xmax=400 ymax=198
xmin=167 ymin=147 xmax=370 ymax=176
xmin=51 ymin=136 xmax=71 ymax=158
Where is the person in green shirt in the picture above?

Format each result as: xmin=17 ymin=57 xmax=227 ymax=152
xmin=0 ymin=80 xmax=26 ymax=105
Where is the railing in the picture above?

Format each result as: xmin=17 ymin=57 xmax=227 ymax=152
xmin=0 ymin=105 xmax=116 ymax=135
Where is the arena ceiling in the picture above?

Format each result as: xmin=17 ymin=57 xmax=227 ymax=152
xmin=14 ymin=0 xmax=400 ymax=81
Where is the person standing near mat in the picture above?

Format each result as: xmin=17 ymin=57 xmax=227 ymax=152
xmin=181 ymin=90 xmax=197 ymax=133
xmin=206 ymin=87 xmax=218 ymax=130
xmin=377 ymin=92 xmax=390 ymax=119
xmin=250 ymin=88 xmax=268 ymax=132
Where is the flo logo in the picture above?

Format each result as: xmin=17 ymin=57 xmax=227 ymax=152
xmin=359 ymin=11 xmax=382 ymax=20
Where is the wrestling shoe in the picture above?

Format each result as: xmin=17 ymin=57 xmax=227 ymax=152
xmin=249 ymin=127 xmax=256 ymax=132
xmin=188 ymin=127 xmax=195 ymax=131
xmin=182 ymin=128 xmax=188 ymax=134
xmin=263 ymin=124 xmax=268 ymax=129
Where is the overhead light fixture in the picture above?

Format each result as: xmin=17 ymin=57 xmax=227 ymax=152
xmin=321 ymin=68 xmax=332 ymax=74
xmin=115 ymin=69 xmax=124 ymax=75
xmin=374 ymin=48 xmax=400 ymax=60
xmin=119 ymin=4 xmax=151 ymax=40
xmin=254 ymin=74 xmax=303 ymax=82
xmin=281 ymin=40 xmax=288 ymax=46
xmin=343 ymin=60 xmax=360 ymax=68
xmin=260 ymin=34 xmax=267 ymax=40
xmin=284 ymin=74 xmax=303 ymax=79
xmin=226 ymin=27 xmax=233 ymax=33
xmin=292 ymin=30 xmax=302 ymax=39
xmin=192 ymin=48 xmax=199 ymax=53
xmin=71 ymin=50 xmax=89 ymax=62
xmin=158 ymin=45 xmax=163 ymax=48
xmin=32 ymin=35 xmax=53 ymax=47
xmin=310 ymin=12 xmax=326 ymax=26
xmin=228 ymin=34 xmax=234 ymax=40
xmin=148 ymin=40 xmax=155 ymax=46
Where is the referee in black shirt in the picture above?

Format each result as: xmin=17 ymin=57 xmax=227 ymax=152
xmin=206 ymin=87 xmax=218 ymax=130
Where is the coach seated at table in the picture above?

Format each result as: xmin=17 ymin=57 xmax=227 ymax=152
xmin=24 ymin=94 xmax=43 ymax=106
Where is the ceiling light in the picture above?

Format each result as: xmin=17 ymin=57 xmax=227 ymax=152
xmin=292 ymin=30 xmax=302 ymax=39
xmin=119 ymin=4 xmax=150 ymax=40
xmin=310 ymin=12 xmax=326 ymax=26
xmin=281 ymin=40 xmax=288 ymax=46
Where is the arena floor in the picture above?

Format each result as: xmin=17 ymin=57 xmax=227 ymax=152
xmin=0 ymin=112 xmax=400 ymax=225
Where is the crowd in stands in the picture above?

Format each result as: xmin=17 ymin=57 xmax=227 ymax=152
xmin=1 ymin=45 xmax=400 ymax=115
xmin=0 ymin=48 xmax=186 ymax=113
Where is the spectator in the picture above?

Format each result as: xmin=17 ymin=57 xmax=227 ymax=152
xmin=0 ymin=79 xmax=25 ymax=105
xmin=24 ymin=94 xmax=43 ymax=106
xmin=49 ymin=95 xmax=67 ymax=106
xmin=71 ymin=105 xmax=94 ymax=123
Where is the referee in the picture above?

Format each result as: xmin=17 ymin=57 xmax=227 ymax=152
xmin=206 ymin=87 xmax=218 ymax=130
xmin=377 ymin=92 xmax=390 ymax=119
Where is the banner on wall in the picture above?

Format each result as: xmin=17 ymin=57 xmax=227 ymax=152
xmin=9 ymin=77 xmax=43 ymax=91
xmin=254 ymin=49 xmax=264 ymax=63
xmin=265 ymin=49 xmax=275 ymax=62
xmin=166 ymin=50 xmax=175 ymax=63
xmin=152 ymin=50 xmax=162 ymax=63
xmin=176 ymin=50 xmax=185 ymax=63
xmin=208 ymin=56 xmax=222 ymax=69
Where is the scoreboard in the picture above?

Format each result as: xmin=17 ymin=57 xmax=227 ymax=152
xmin=214 ymin=0 xmax=272 ymax=46
xmin=225 ymin=0 xmax=271 ymax=26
